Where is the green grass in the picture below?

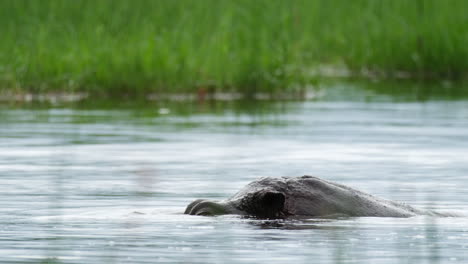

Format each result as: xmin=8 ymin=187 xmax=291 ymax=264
xmin=0 ymin=0 xmax=467 ymax=97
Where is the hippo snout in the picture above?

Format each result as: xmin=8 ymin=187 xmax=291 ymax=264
xmin=184 ymin=199 xmax=228 ymax=216
xmin=185 ymin=191 xmax=287 ymax=219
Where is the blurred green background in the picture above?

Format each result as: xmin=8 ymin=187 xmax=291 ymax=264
xmin=1 ymin=0 xmax=467 ymax=97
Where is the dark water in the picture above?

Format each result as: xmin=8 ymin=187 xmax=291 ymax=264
xmin=1 ymin=84 xmax=468 ymax=263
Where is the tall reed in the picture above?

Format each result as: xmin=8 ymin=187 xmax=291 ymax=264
xmin=0 ymin=0 xmax=466 ymax=96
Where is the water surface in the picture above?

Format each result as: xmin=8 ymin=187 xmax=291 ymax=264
xmin=1 ymin=84 xmax=468 ymax=263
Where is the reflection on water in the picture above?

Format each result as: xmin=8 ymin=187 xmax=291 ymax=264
xmin=1 ymin=84 xmax=468 ymax=263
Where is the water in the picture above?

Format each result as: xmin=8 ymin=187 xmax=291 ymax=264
xmin=1 ymin=87 xmax=468 ymax=263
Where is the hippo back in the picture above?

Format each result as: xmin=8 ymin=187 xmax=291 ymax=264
xmin=227 ymin=176 xmax=423 ymax=218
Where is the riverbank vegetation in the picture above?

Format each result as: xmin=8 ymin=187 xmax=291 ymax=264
xmin=1 ymin=0 xmax=467 ymax=97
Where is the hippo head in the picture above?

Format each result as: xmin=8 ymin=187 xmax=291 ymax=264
xmin=184 ymin=191 xmax=286 ymax=219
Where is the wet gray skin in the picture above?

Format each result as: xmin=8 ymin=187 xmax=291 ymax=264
xmin=185 ymin=176 xmax=431 ymax=219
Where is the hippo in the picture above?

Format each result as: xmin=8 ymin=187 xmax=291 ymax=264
xmin=184 ymin=175 xmax=429 ymax=218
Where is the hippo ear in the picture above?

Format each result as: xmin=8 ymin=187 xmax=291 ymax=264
xmin=260 ymin=192 xmax=285 ymax=218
